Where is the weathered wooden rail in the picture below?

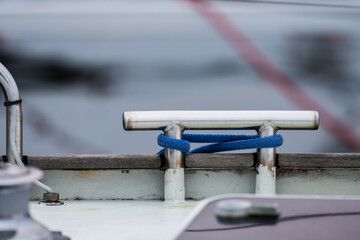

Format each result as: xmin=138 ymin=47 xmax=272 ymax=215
xmin=3 ymin=153 xmax=358 ymax=170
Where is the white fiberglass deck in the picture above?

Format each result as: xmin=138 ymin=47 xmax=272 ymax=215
xmin=30 ymin=200 xmax=197 ymax=240
xmin=27 ymin=153 xmax=360 ymax=239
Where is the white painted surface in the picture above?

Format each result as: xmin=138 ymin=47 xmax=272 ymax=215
xmin=256 ymin=165 xmax=276 ymax=195
xmin=277 ymin=169 xmax=360 ymax=196
xmin=30 ymin=200 xmax=197 ymax=240
xmin=30 ymin=170 xmax=164 ymax=200
xmin=30 ymin=168 xmax=360 ymax=200
xmin=185 ymin=170 xmax=256 ymax=199
xmin=30 ymin=169 xmax=256 ymax=200
xmin=165 ymin=168 xmax=185 ymax=202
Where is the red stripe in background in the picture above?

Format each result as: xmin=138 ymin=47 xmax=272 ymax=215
xmin=0 ymin=34 xmax=4 ymax=46
xmin=183 ymin=0 xmax=360 ymax=152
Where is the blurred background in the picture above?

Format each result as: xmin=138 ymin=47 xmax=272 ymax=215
xmin=0 ymin=0 xmax=359 ymax=155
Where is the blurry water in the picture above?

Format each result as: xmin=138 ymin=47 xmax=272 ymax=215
xmin=0 ymin=0 xmax=359 ymax=155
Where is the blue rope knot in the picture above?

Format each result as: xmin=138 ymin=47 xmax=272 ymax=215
xmin=157 ymin=133 xmax=283 ymax=154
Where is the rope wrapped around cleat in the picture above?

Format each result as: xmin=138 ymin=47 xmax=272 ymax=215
xmin=157 ymin=133 xmax=283 ymax=154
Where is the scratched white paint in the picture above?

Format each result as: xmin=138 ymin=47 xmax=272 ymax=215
xmin=30 ymin=169 xmax=256 ymax=200
xmin=185 ymin=169 xmax=256 ymax=199
xmin=255 ymin=165 xmax=276 ymax=195
xmin=30 ymin=168 xmax=360 ymax=200
xmin=277 ymin=169 xmax=360 ymax=196
xmin=164 ymin=168 xmax=185 ymax=202
xmin=30 ymin=170 xmax=164 ymax=200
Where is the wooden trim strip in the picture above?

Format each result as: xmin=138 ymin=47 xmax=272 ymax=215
xmin=7 ymin=153 xmax=360 ymax=170
xmin=24 ymin=153 xmax=255 ymax=170
xmin=185 ymin=153 xmax=255 ymax=168
xmin=278 ymin=153 xmax=360 ymax=168
xmin=26 ymin=155 xmax=162 ymax=170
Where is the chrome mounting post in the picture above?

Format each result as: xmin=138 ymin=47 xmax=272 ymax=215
xmin=163 ymin=123 xmax=185 ymax=202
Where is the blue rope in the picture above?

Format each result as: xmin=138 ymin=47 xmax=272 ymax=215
xmin=157 ymin=133 xmax=283 ymax=154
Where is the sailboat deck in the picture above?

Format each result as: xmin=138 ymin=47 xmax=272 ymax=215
xmin=22 ymin=153 xmax=360 ymax=239
xmin=30 ymin=200 xmax=197 ymax=240
xmin=21 ymin=153 xmax=360 ymax=200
